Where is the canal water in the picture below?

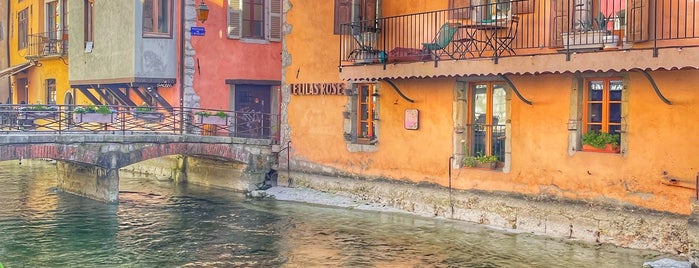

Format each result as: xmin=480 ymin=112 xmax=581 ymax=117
xmin=0 ymin=160 xmax=671 ymax=267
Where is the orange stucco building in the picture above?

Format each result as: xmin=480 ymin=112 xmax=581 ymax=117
xmin=282 ymin=0 xmax=699 ymax=222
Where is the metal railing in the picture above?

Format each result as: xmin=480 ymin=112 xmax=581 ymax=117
xmin=0 ymin=104 xmax=280 ymax=143
xmin=465 ymin=124 xmax=506 ymax=162
xmin=27 ymin=30 xmax=68 ymax=58
xmin=339 ymin=0 xmax=699 ymax=66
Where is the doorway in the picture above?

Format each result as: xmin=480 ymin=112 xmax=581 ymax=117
xmin=233 ymin=85 xmax=271 ymax=138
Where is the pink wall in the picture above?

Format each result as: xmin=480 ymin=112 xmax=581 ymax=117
xmin=177 ymin=1 xmax=282 ymax=110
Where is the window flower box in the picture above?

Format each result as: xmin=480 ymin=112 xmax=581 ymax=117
xmin=132 ymin=111 xmax=165 ymax=123
xmin=196 ymin=114 xmax=228 ymax=125
xmin=582 ymin=144 xmax=620 ymax=153
xmin=20 ymin=111 xmax=58 ymax=120
xmin=73 ymin=113 xmax=116 ymax=123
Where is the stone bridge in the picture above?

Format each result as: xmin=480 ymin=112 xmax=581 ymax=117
xmin=0 ymin=134 xmax=276 ymax=202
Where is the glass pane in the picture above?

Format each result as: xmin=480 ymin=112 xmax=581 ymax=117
xmin=361 ymin=85 xmax=369 ymax=102
xmin=588 ymin=81 xmax=603 ymax=101
xmin=360 ymin=122 xmax=368 ymax=137
xmin=492 ymin=85 xmax=506 ymax=126
xmin=587 ymin=124 xmax=602 ymax=132
xmin=608 ymin=125 xmax=621 ymax=136
xmin=472 ymin=84 xmax=486 ymax=124
xmin=360 ymin=104 xmax=368 ymax=120
xmin=588 ymin=103 xmax=602 ymax=123
xmin=610 ymin=80 xmax=623 ymax=101
xmin=609 ymin=103 xmax=621 ymax=123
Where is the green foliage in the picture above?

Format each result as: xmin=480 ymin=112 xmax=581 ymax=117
xmin=74 ymin=105 xmax=113 ymax=114
xmin=197 ymin=111 xmax=229 ymax=118
xmin=477 ymin=154 xmax=499 ymax=163
xmin=134 ymin=105 xmax=152 ymax=112
xmin=21 ymin=104 xmax=57 ymax=111
xmin=462 ymin=156 xmax=478 ymax=167
xmin=582 ymin=131 xmax=619 ymax=148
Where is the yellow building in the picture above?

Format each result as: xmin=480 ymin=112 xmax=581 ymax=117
xmin=283 ymin=0 xmax=699 ymax=254
xmin=4 ymin=0 xmax=70 ymax=106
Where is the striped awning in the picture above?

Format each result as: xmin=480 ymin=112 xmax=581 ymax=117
xmin=0 ymin=62 xmax=34 ymax=79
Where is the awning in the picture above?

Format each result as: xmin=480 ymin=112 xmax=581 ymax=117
xmin=0 ymin=62 xmax=34 ymax=79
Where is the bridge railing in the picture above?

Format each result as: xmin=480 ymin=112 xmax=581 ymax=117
xmin=0 ymin=104 xmax=280 ymax=143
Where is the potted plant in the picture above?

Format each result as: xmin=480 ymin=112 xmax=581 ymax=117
xmin=73 ymin=105 xmax=116 ymax=123
xmin=581 ymin=130 xmax=620 ymax=153
xmin=562 ymin=12 xmax=611 ymax=50
xmin=195 ymin=111 xmax=229 ymax=125
xmin=462 ymin=153 xmax=499 ymax=170
xmin=132 ymin=105 xmax=164 ymax=123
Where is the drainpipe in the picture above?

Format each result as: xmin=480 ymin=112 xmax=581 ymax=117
xmin=178 ymin=0 xmax=185 ymax=134
xmin=6 ymin=0 xmax=12 ymax=103
xmin=448 ymin=156 xmax=454 ymax=218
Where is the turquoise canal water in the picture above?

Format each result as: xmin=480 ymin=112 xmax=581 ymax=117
xmin=0 ymin=160 xmax=671 ymax=267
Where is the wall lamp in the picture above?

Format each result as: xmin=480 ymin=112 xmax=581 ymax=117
xmin=196 ymin=1 xmax=209 ymax=23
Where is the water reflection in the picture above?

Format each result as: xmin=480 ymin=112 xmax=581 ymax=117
xmin=0 ymin=160 xmax=668 ymax=267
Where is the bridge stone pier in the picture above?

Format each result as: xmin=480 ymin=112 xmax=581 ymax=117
xmin=0 ymin=134 xmax=275 ymax=202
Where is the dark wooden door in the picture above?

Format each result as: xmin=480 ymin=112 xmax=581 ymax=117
xmin=235 ymin=85 xmax=271 ymax=138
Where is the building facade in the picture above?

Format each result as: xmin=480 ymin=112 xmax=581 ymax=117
xmin=3 ymin=0 xmax=69 ymax=106
xmin=283 ymin=0 xmax=699 ymax=253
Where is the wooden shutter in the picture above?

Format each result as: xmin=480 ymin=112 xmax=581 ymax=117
xmin=334 ymin=0 xmax=352 ymax=35
xmin=227 ymin=0 xmax=242 ymax=39
xmin=627 ymin=0 xmax=649 ymax=42
xmin=512 ymin=0 xmax=534 ymax=14
xmin=449 ymin=0 xmax=471 ymax=19
xmin=550 ymin=0 xmax=571 ymax=47
xmin=268 ymin=0 xmax=282 ymax=41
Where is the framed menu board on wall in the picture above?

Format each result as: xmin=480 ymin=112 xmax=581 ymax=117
xmin=404 ymin=109 xmax=419 ymax=130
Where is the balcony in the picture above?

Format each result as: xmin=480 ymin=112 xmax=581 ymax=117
xmin=26 ymin=30 xmax=68 ymax=59
xmin=338 ymin=0 xmax=699 ymax=80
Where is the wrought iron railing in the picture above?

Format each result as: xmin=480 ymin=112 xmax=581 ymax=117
xmin=339 ymin=0 xmax=699 ymax=66
xmin=465 ymin=124 xmax=506 ymax=162
xmin=27 ymin=30 xmax=68 ymax=58
xmin=0 ymin=104 xmax=280 ymax=143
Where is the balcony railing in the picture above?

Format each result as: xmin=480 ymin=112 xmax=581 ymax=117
xmin=339 ymin=0 xmax=699 ymax=66
xmin=27 ymin=30 xmax=68 ymax=58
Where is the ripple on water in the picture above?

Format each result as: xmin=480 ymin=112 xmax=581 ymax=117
xmin=0 ymin=160 xmax=672 ymax=267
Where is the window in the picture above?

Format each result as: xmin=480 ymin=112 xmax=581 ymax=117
xmin=143 ymin=0 xmax=172 ymax=37
xmin=333 ymin=0 xmax=378 ymax=35
xmin=466 ymin=82 xmax=506 ymax=162
xmin=84 ymin=0 xmax=94 ymax=45
xmin=18 ymin=8 xmax=28 ymax=49
xmin=345 ymin=83 xmax=379 ymax=145
xmin=46 ymin=79 xmax=57 ymax=105
xmin=583 ymin=78 xmax=623 ymax=136
xmin=242 ymin=0 xmax=264 ymax=38
xmin=357 ymin=83 xmax=377 ymax=143
xmin=47 ymin=1 xmax=58 ymax=38
xmin=227 ymin=0 xmax=282 ymax=41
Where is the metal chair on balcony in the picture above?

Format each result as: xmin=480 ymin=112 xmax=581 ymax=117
xmin=422 ymin=22 xmax=461 ymax=60
xmin=494 ymin=15 xmax=520 ymax=56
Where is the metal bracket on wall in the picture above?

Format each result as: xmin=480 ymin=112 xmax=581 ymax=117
xmin=383 ymin=79 xmax=414 ymax=103
xmin=498 ymin=74 xmax=532 ymax=105
xmin=635 ymin=69 xmax=672 ymax=105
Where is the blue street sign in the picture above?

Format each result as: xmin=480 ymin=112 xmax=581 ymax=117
xmin=191 ymin=27 xmax=206 ymax=36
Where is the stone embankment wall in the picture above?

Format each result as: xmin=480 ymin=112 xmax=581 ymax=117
xmin=277 ymin=170 xmax=690 ymax=256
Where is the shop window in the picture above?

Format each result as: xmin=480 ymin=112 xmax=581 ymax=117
xmin=345 ymin=83 xmax=379 ymax=145
xmin=465 ymin=82 xmax=507 ymax=164
xmin=143 ymin=0 xmax=172 ymax=37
